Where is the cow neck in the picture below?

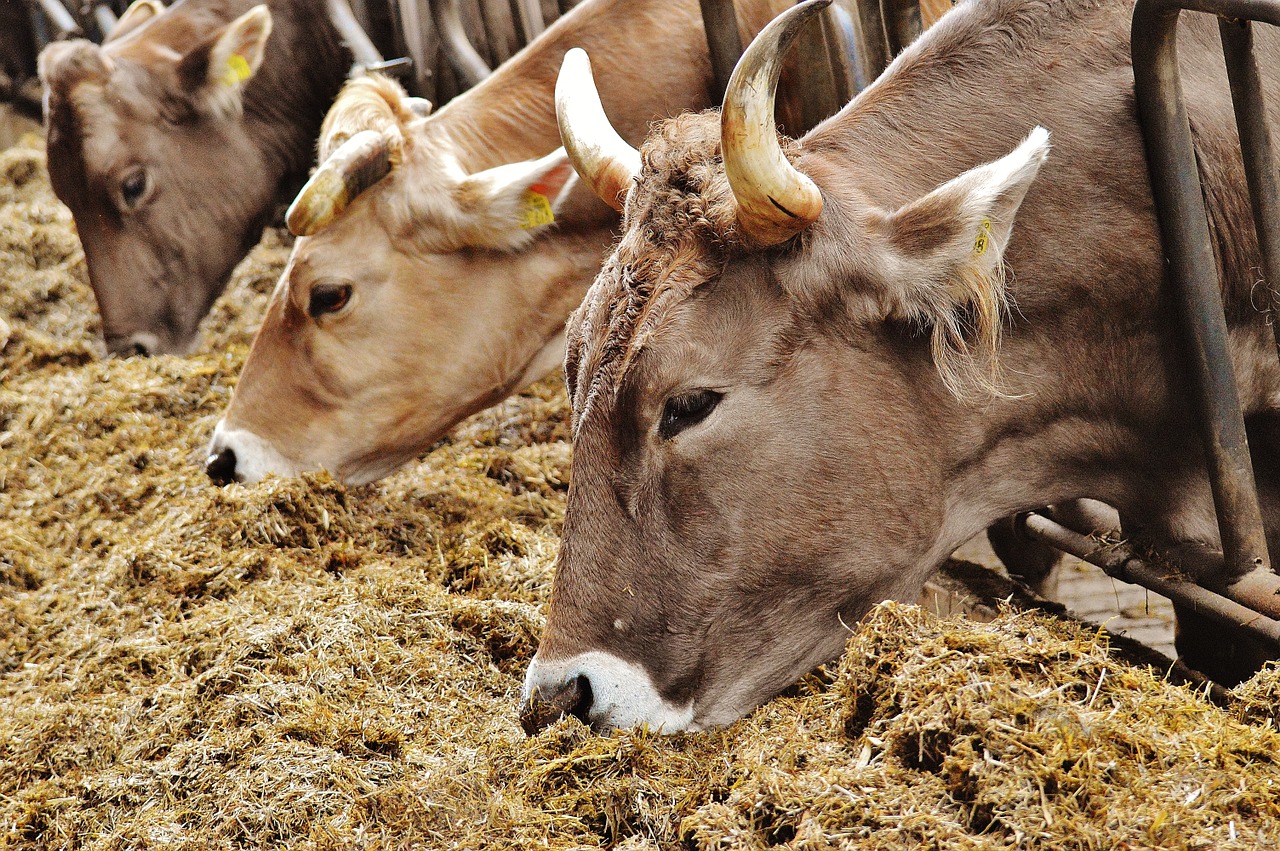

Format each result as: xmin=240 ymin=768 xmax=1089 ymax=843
xmin=241 ymin=0 xmax=350 ymax=189
xmin=433 ymin=0 xmax=713 ymax=173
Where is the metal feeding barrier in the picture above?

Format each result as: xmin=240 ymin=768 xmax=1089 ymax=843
xmin=1017 ymin=0 xmax=1280 ymax=676
xmin=10 ymin=0 xmax=585 ymax=111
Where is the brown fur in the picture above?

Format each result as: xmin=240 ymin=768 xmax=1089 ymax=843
xmin=39 ymin=0 xmax=348 ymax=354
xmin=531 ymin=0 xmax=1280 ymax=729
xmin=211 ymin=0 xmax=802 ymax=485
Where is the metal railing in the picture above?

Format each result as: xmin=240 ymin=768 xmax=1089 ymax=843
xmin=1019 ymin=0 xmax=1280 ymax=668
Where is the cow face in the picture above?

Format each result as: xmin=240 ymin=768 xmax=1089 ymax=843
xmin=206 ymin=75 xmax=609 ymax=485
xmin=520 ymin=12 xmax=1050 ymax=732
xmin=39 ymin=5 xmax=275 ymax=355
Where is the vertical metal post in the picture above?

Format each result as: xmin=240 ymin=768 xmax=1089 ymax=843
xmin=1130 ymin=0 xmax=1280 ymax=584
xmin=879 ymin=0 xmax=922 ymax=55
xmin=511 ymin=0 xmax=545 ymax=43
xmin=851 ymin=0 xmax=891 ymax=81
xmin=699 ymin=0 xmax=744 ymax=105
xmin=1219 ymin=17 xmax=1280 ymax=363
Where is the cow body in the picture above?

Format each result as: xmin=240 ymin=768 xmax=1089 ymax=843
xmin=522 ymin=0 xmax=1280 ymax=731
xmin=40 ymin=0 xmax=348 ymax=355
xmin=206 ymin=0 xmax=798 ymax=485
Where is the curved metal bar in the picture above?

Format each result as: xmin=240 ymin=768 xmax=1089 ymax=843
xmin=1130 ymin=0 xmax=1280 ymax=582
xmin=431 ymin=0 xmax=491 ymax=88
xmin=327 ymin=0 xmax=385 ymax=70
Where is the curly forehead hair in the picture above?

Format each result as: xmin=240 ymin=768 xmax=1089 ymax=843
xmin=565 ymin=111 xmax=756 ymax=418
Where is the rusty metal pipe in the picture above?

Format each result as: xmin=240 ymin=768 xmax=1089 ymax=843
xmin=431 ymin=0 xmax=491 ymax=88
xmin=1022 ymin=512 xmax=1280 ymax=650
xmin=698 ymin=0 xmax=743 ymax=105
xmin=1218 ymin=17 xmax=1280 ymax=364
xmin=1131 ymin=0 xmax=1279 ymax=582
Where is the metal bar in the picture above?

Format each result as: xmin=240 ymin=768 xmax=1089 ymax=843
xmin=431 ymin=0 xmax=491 ymax=88
xmin=31 ymin=0 xmax=79 ymax=37
xmin=852 ymin=0 xmax=891 ymax=81
xmin=1022 ymin=512 xmax=1280 ymax=650
xmin=698 ymin=0 xmax=743 ymax=106
xmin=1131 ymin=0 xmax=1276 ymax=581
xmin=789 ymin=6 xmax=845 ymax=132
xmin=328 ymin=0 xmax=386 ymax=69
xmin=511 ymin=0 xmax=544 ymax=43
xmin=879 ymin=0 xmax=922 ymax=55
xmin=91 ymin=3 xmax=116 ymax=39
xmin=1219 ymin=17 xmax=1280 ymax=363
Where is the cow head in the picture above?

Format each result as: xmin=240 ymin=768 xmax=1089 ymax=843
xmin=206 ymin=73 xmax=603 ymax=485
xmin=520 ymin=2 xmax=1051 ymax=732
xmin=40 ymin=2 xmax=275 ymax=355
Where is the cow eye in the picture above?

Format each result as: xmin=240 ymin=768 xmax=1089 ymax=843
xmin=120 ymin=170 xmax=148 ymax=209
xmin=308 ymin=283 xmax=353 ymax=318
xmin=659 ymin=389 xmax=722 ymax=440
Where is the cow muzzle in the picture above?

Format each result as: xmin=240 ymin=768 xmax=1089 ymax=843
xmin=519 ymin=650 xmax=697 ymax=734
xmin=105 ymin=331 xmax=162 ymax=358
xmin=204 ymin=421 xmax=303 ymax=485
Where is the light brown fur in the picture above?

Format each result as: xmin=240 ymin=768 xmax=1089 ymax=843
xmin=212 ymin=0 xmax=802 ymax=485
xmin=532 ymin=0 xmax=1280 ymax=729
xmin=40 ymin=0 xmax=348 ymax=354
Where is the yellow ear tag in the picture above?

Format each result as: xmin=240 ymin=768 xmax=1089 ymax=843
xmin=224 ymin=53 xmax=252 ymax=86
xmin=519 ymin=189 xmax=554 ymax=230
xmin=974 ymin=217 xmax=992 ymax=256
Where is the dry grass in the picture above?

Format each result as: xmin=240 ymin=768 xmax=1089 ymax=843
xmin=2 ymin=133 xmax=1279 ymax=849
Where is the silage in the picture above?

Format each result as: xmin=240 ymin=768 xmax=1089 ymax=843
xmin=1 ymin=133 xmax=1279 ymax=850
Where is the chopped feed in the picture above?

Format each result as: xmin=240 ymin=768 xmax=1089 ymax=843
xmin=2 ymin=133 xmax=1279 ymax=850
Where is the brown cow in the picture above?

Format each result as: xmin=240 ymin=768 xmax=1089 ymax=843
xmin=204 ymin=0 xmax=803 ymax=485
xmin=39 ymin=0 xmax=348 ymax=355
xmin=520 ymin=0 xmax=1280 ymax=732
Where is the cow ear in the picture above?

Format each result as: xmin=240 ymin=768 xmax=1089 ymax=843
xmin=177 ymin=5 xmax=272 ymax=113
xmin=109 ymin=0 xmax=164 ymax=41
xmin=452 ymin=148 xmax=578 ymax=249
xmin=879 ymin=126 xmax=1050 ymax=396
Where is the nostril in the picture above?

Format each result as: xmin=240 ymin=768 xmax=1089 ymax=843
xmin=127 ymin=342 xmax=150 ymax=357
xmin=520 ymin=674 xmax=593 ymax=735
xmin=206 ymin=447 xmax=238 ymax=485
xmin=567 ymin=674 xmax=593 ymax=725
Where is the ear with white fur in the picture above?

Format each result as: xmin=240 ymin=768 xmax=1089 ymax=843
xmin=878 ymin=126 xmax=1050 ymax=396
xmin=177 ymin=5 xmax=272 ymax=115
xmin=452 ymin=148 xmax=579 ymax=250
xmin=108 ymin=0 xmax=165 ymax=42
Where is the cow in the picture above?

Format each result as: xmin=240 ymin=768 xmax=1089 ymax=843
xmin=518 ymin=0 xmax=1280 ymax=733
xmin=39 ymin=0 xmax=349 ymax=356
xmin=204 ymin=0 xmax=807 ymax=486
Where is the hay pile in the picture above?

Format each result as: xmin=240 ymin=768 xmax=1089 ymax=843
xmin=3 ymin=133 xmax=1280 ymax=849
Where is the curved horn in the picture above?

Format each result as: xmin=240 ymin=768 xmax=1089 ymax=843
xmin=721 ymin=0 xmax=829 ymax=245
xmin=286 ymin=129 xmax=392 ymax=236
xmin=555 ymin=47 xmax=640 ymax=212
